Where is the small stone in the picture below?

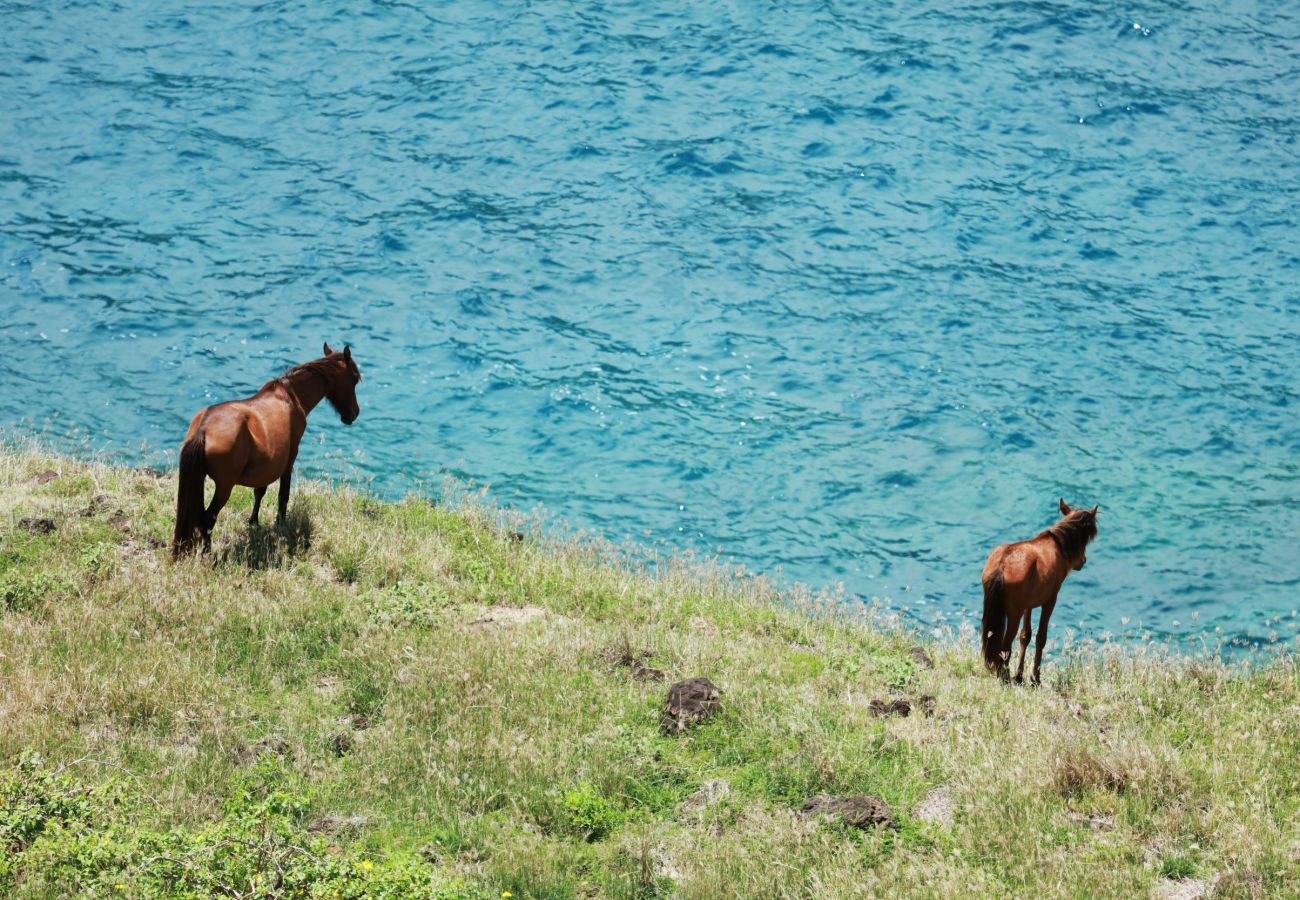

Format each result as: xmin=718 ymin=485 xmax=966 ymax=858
xmin=801 ymin=794 xmax=892 ymax=829
xmin=339 ymin=712 xmax=370 ymax=731
xmin=327 ymin=732 xmax=355 ymax=757
xmin=602 ymin=644 xmax=667 ymax=681
xmin=869 ymin=698 xmax=912 ymax=717
xmin=913 ymin=786 xmax=954 ymax=826
xmin=306 ymin=814 xmax=368 ymax=836
xmin=1152 ymin=877 xmax=1218 ymax=900
xmin=1067 ymin=810 xmax=1114 ymax=831
xmin=681 ymin=779 xmax=731 ymax=813
xmin=661 ymin=677 xmax=722 ymax=733
xmin=19 ymin=516 xmax=57 ymax=535
xmin=473 ymin=605 xmax=547 ymax=626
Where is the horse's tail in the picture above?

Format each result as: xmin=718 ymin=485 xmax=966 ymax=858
xmin=981 ymin=569 xmax=1006 ymax=672
xmin=172 ymin=427 xmax=207 ymax=559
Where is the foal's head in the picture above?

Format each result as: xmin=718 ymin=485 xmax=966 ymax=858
xmin=1056 ymin=499 xmax=1099 ymax=570
xmin=321 ymin=342 xmax=362 ymax=425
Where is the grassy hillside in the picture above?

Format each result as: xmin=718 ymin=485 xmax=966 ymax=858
xmin=0 ymin=444 xmax=1296 ymax=898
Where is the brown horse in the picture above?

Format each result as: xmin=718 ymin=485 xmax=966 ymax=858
xmin=172 ymin=343 xmax=362 ymax=557
xmin=981 ymin=499 xmax=1098 ymax=684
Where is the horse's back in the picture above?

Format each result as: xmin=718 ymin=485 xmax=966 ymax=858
xmin=983 ymin=539 xmax=1042 ymax=586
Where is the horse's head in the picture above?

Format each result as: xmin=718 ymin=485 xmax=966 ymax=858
xmin=322 ymin=342 xmax=361 ymax=425
xmin=1058 ymin=499 xmax=1099 ymax=569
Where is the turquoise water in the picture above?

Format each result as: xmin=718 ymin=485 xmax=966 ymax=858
xmin=2 ymin=2 xmax=1298 ymax=649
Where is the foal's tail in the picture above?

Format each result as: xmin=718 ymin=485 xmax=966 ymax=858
xmin=172 ymin=427 xmax=207 ymax=559
xmin=981 ymin=569 xmax=1006 ymax=672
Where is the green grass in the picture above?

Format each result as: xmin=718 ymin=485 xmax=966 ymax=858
xmin=0 ymin=443 xmax=1296 ymax=898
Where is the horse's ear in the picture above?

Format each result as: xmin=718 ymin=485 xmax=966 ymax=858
xmin=1059 ymin=498 xmax=1072 ymax=516
xmin=1090 ymin=505 xmax=1099 ymax=516
xmin=343 ymin=345 xmax=352 ymax=362
xmin=323 ymin=342 xmax=333 ymax=356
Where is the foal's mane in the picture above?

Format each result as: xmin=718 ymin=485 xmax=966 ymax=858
xmin=1040 ymin=510 xmax=1097 ymax=563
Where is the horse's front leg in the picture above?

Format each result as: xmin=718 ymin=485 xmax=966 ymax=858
xmin=277 ymin=465 xmax=293 ymax=525
xmin=249 ymin=486 xmax=266 ymax=526
xmin=1031 ymin=597 xmax=1058 ymax=687
xmin=1013 ymin=610 xmax=1032 ymax=684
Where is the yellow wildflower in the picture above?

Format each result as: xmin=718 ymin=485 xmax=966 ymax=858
xmin=360 ymin=859 xmax=374 ymax=871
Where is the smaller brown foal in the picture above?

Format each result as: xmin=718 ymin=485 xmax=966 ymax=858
xmin=172 ymin=344 xmax=362 ymax=557
xmin=981 ymin=499 xmax=1098 ymax=684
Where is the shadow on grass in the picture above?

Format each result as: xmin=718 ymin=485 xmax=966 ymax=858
xmin=218 ymin=505 xmax=314 ymax=570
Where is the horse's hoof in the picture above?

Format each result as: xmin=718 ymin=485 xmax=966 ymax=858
xmin=1013 ymin=675 xmax=1024 ymax=685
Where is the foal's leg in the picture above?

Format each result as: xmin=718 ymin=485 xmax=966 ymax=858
xmin=1031 ymin=597 xmax=1058 ymax=687
xmin=202 ymin=481 xmax=233 ymax=553
xmin=1013 ymin=610 xmax=1032 ymax=684
xmin=249 ymin=487 xmax=266 ymax=526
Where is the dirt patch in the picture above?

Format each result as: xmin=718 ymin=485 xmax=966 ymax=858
xmin=913 ymin=786 xmax=954 ymax=826
xmin=800 ymin=795 xmax=892 ymax=829
xmin=662 ymin=677 xmax=722 ymax=734
xmin=908 ymin=645 xmax=934 ymax=668
xmin=32 ymin=470 xmax=59 ymax=485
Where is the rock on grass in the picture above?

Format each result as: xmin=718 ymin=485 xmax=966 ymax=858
xmin=800 ymin=795 xmax=893 ymax=829
xmin=662 ymin=677 xmax=721 ymax=733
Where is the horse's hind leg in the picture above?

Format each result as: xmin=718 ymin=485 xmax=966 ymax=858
xmin=1013 ymin=611 xmax=1032 ymax=684
xmin=202 ymin=481 xmax=233 ymax=553
xmin=249 ymin=487 xmax=266 ymax=526
xmin=997 ymin=616 xmax=1018 ymax=681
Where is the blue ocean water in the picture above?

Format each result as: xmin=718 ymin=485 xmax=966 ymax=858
xmin=2 ymin=2 xmax=1298 ymax=649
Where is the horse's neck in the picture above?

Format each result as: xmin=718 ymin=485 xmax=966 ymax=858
xmin=1041 ymin=532 xmax=1079 ymax=576
xmin=280 ymin=368 xmax=328 ymax=415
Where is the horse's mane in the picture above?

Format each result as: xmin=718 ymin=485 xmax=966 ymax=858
xmin=273 ymin=357 xmax=350 ymax=416
xmin=1040 ymin=510 xmax=1097 ymax=563
xmin=279 ymin=358 xmax=339 ymax=383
